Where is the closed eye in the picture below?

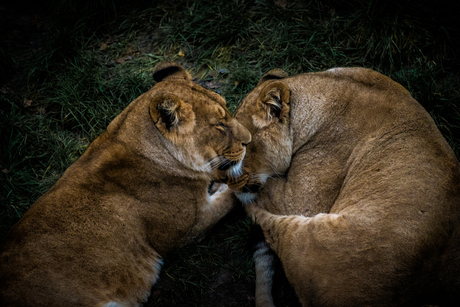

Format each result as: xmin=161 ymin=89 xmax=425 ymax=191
xmin=214 ymin=122 xmax=226 ymax=132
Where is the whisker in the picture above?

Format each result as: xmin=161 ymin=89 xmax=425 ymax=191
xmin=220 ymin=159 xmax=232 ymax=168
xmin=266 ymin=162 xmax=284 ymax=179
xmin=198 ymin=156 xmax=221 ymax=172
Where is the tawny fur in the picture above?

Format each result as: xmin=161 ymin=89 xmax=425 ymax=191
xmin=231 ymin=67 xmax=460 ymax=307
xmin=0 ymin=62 xmax=251 ymax=307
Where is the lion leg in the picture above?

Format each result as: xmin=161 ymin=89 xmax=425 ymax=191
xmin=246 ymin=203 xmax=308 ymax=307
xmin=253 ymin=239 xmax=276 ymax=307
xmin=248 ymin=207 xmax=342 ymax=306
xmin=247 ymin=203 xmax=310 ymax=255
xmin=248 ymin=223 xmax=276 ymax=307
xmin=250 ymin=208 xmax=431 ymax=306
xmin=189 ymin=184 xmax=236 ymax=239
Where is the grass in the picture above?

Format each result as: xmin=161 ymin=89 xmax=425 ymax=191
xmin=1 ymin=0 xmax=459 ymax=305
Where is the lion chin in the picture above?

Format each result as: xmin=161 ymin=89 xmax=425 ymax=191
xmin=233 ymin=67 xmax=460 ymax=307
xmin=0 ymin=62 xmax=251 ymax=307
xmin=235 ymin=191 xmax=257 ymax=204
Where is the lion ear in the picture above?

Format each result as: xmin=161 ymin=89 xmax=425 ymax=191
xmin=153 ymin=62 xmax=191 ymax=82
xmin=256 ymin=81 xmax=290 ymax=126
xmin=257 ymin=68 xmax=288 ymax=86
xmin=150 ymin=94 xmax=195 ymax=137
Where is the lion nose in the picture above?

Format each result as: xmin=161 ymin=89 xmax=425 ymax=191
xmin=241 ymin=134 xmax=251 ymax=147
xmin=240 ymin=127 xmax=251 ymax=147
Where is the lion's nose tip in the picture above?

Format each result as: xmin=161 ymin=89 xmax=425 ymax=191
xmin=242 ymin=132 xmax=251 ymax=146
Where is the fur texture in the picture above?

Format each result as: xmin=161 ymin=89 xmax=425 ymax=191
xmin=250 ymin=225 xmax=276 ymax=307
xmin=230 ymin=67 xmax=460 ymax=307
xmin=0 ymin=62 xmax=251 ymax=307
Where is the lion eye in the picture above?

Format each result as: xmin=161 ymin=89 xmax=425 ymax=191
xmin=214 ymin=122 xmax=226 ymax=132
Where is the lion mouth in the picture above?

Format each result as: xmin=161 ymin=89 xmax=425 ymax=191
xmin=227 ymin=173 xmax=249 ymax=191
xmin=227 ymin=172 xmax=266 ymax=194
xmin=234 ymin=190 xmax=257 ymax=205
xmin=242 ymin=183 xmax=262 ymax=193
xmin=221 ymin=148 xmax=246 ymax=180
xmin=223 ymin=149 xmax=245 ymax=163
xmin=217 ymin=159 xmax=239 ymax=170
xmin=210 ymin=155 xmax=244 ymax=183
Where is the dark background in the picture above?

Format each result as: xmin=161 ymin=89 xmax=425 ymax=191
xmin=1 ymin=0 xmax=459 ymax=306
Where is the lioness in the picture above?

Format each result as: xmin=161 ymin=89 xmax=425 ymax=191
xmin=0 ymin=62 xmax=251 ymax=307
xmin=229 ymin=67 xmax=460 ymax=307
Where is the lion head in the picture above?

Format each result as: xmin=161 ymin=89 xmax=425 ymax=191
xmin=149 ymin=62 xmax=251 ymax=181
xmin=227 ymin=68 xmax=292 ymax=201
